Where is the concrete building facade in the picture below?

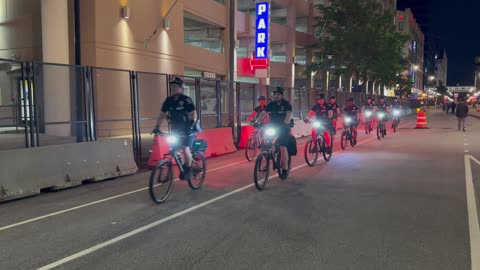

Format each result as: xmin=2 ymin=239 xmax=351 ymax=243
xmin=435 ymin=49 xmax=448 ymax=86
xmin=396 ymin=8 xmax=425 ymax=94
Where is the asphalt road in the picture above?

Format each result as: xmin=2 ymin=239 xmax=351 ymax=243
xmin=0 ymin=112 xmax=479 ymax=270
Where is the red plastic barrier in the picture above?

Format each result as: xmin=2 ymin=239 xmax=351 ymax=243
xmin=196 ymin=127 xmax=237 ymax=158
xmin=238 ymin=125 xmax=254 ymax=148
xmin=147 ymin=135 xmax=170 ymax=167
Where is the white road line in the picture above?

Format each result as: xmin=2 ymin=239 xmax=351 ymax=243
xmin=2 ymin=120 xmax=414 ymax=233
xmin=35 ymin=130 xmax=394 ymax=270
xmin=466 ymin=150 xmax=470 ymax=153
xmin=464 ymin=155 xmax=480 ymax=270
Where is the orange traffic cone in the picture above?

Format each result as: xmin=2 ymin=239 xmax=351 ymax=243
xmin=147 ymin=135 xmax=163 ymax=167
xmin=416 ymin=111 xmax=428 ymax=129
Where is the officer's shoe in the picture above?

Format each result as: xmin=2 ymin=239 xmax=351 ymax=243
xmin=183 ymin=166 xmax=192 ymax=181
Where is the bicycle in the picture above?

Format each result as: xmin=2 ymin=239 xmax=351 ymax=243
xmin=392 ymin=109 xmax=401 ymax=133
xmin=245 ymin=122 xmax=263 ymax=161
xmin=253 ymin=124 xmax=292 ymax=191
xmin=304 ymin=119 xmax=333 ymax=166
xmin=364 ymin=110 xmax=374 ymax=134
xmin=341 ymin=116 xmax=357 ymax=150
xmin=149 ymin=132 xmax=207 ymax=204
xmin=376 ymin=112 xmax=387 ymax=140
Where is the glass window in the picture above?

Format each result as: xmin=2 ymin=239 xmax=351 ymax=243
xmin=184 ymin=12 xmax=225 ymax=53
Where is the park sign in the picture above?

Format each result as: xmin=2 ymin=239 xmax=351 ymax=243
xmin=255 ymin=2 xmax=269 ymax=60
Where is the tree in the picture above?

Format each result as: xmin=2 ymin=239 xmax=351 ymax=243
xmin=306 ymin=0 xmax=408 ymax=93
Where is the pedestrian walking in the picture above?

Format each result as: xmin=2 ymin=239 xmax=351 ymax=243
xmin=451 ymin=101 xmax=456 ymax=114
xmin=456 ymin=99 xmax=469 ymax=132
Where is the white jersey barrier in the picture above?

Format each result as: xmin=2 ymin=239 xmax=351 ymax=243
xmin=0 ymin=139 xmax=138 ymax=202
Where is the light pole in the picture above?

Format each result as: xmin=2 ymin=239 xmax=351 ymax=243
xmin=326 ymin=54 xmax=334 ymax=92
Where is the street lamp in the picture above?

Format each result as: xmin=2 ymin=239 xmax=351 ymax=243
xmin=413 ymin=65 xmax=419 ymax=71
xmin=429 ymin=75 xmax=435 ymax=81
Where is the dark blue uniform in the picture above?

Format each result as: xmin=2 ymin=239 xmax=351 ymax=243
xmin=344 ymin=105 xmax=360 ymax=127
xmin=311 ymin=103 xmax=334 ymax=132
xmin=265 ymin=99 xmax=292 ymax=147
xmin=161 ymin=94 xmax=196 ymax=147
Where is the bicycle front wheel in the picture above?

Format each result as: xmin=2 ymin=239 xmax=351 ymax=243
xmin=276 ymin=151 xmax=291 ymax=180
xmin=149 ymin=161 xmax=174 ymax=204
xmin=341 ymin=131 xmax=348 ymax=150
xmin=254 ymin=153 xmax=270 ymax=191
xmin=245 ymin=137 xmax=257 ymax=161
xmin=322 ymin=138 xmax=333 ymax=161
xmin=376 ymin=125 xmax=382 ymax=140
xmin=304 ymin=139 xmax=319 ymax=167
xmin=188 ymin=153 xmax=206 ymax=190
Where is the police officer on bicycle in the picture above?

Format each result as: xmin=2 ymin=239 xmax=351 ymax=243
xmin=375 ymin=96 xmax=391 ymax=135
xmin=246 ymin=96 xmax=268 ymax=123
xmin=344 ymin=97 xmax=360 ymax=144
xmin=153 ymin=77 xmax=197 ymax=180
xmin=308 ymin=94 xmax=334 ymax=153
xmin=362 ymin=96 xmax=375 ymax=132
xmin=329 ymin=96 xmax=341 ymax=134
xmin=391 ymin=97 xmax=402 ymax=127
xmin=256 ymin=86 xmax=292 ymax=175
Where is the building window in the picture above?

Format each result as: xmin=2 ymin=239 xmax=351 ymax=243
xmin=398 ymin=22 xmax=404 ymax=31
xmin=184 ymin=12 xmax=225 ymax=53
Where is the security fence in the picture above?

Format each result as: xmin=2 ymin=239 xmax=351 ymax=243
xmin=0 ymin=58 xmax=419 ymax=166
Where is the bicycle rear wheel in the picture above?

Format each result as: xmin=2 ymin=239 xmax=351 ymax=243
xmin=149 ymin=161 xmax=174 ymax=204
xmin=365 ymin=120 xmax=370 ymax=134
xmin=376 ymin=125 xmax=382 ymax=140
xmin=188 ymin=152 xmax=206 ymax=190
xmin=254 ymin=153 xmax=270 ymax=191
xmin=304 ymin=139 xmax=319 ymax=167
xmin=245 ymin=137 xmax=257 ymax=161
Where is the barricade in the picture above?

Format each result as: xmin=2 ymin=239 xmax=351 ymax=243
xmin=238 ymin=125 xmax=255 ymax=148
xmin=196 ymin=127 xmax=237 ymax=157
xmin=0 ymin=139 xmax=138 ymax=202
xmin=416 ymin=111 xmax=428 ymax=129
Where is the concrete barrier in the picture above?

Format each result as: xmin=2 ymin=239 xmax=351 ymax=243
xmin=0 ymin=139 xmax=138 ymax=202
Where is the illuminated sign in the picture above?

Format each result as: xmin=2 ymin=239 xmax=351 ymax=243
xmin=255 ymin=2 xmax=269 ymax=60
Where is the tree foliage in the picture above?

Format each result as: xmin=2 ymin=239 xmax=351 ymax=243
xmin=307 ymin=0 xmax=409 ymax=89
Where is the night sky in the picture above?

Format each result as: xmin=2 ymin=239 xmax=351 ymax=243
xmin=397 ymin=0 xmax=480 ymax=86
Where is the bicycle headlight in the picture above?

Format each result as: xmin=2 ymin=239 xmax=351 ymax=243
xmin=378 ymin=113 xmax=385 ymax=119
xmin=265 ymin=128 xmax=276 ymax=137
xmin=166 ymin=135 xmax=178 ymax=144
xmin=312 ymin=121 xmax=322 ymax=128
xmin=345 ymin=117 xmax=352 ymax=123
xmin=365 ymin=111 xmax=372 ymax=117
xmin=393 ymin=110 xmax=400 ymax=116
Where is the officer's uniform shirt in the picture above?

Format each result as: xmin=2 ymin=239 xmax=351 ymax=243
xmin=265 ymin=99 xmax=292 ymax=124
xmin=330 ymin=102 xmax=340 ymax=118
xmin=344 ymin=105 xmax=360 ymax=118
xmin=364 ymin=102 xmax=375 ymax=111
xmin=161 ymin=94 xmax=195 ymax=132
xmin=377 ymin=102 xmax=389 ymax=113
xmin=311 ymin=103 xmax=333 ymax=120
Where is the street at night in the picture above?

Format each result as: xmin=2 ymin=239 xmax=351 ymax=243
xmin=1 ymin=112 xmax=478 ymax=270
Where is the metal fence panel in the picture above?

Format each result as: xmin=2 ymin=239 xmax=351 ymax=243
xmin=31 ymin=62 xmax=87 ymax=147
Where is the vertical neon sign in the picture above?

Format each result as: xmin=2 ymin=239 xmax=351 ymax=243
xmin=255 ymin=2 xmax=269 ymax=60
